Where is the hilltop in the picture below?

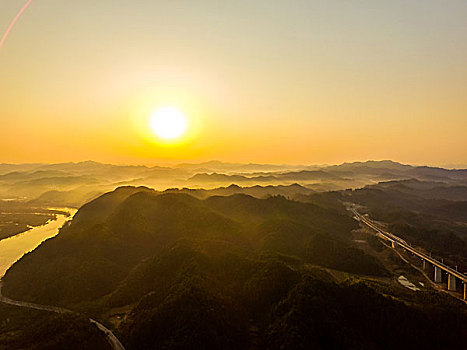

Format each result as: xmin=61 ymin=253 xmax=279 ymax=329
xmin=2 ymin=186 xmax=467 ymax=349
xmin=1 ymin=160 xmax=466 ymax=207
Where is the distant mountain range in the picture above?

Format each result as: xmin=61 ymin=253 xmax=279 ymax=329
xmin=2 ymin=161 xmax=467 ymax=349
xmin=0 ymin=160 xmax=466 ymax=206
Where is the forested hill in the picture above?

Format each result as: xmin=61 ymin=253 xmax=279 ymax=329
xmin=2 ymin=186 xmax=359 ymax=305
xmin=2 ymin=186 xmax=466 ymax=349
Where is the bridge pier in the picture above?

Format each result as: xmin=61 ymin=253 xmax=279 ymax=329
xmin=447 ymin=274 xmax=456 ymax=291
xmin=434 ymin=266 xmax=442 ymax=283
xmin=352 ymin=208 xmax=467 ymax=300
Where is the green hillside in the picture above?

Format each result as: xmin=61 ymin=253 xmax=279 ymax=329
xmin=2 ymin=186 xmax=466 ymax=349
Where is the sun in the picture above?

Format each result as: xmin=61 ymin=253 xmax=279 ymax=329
xmin=149 ymin=107 xmax=188 ymax=140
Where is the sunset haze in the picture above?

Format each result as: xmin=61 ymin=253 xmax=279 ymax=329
xmin=1 ymin=0 xmax=466 ymax=166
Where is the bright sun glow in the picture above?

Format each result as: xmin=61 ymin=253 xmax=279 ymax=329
xmin=150 ymin=107 xmax=188 ymax=140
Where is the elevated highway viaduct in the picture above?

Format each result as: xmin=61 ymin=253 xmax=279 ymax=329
xmin=348 ymin=205 xmax=467 ymax=301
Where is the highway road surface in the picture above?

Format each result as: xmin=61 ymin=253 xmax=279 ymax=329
xmin=0 ymin=282 xmax=125 ymax=350
xmin=348 ymin=204 xmax=467 ymax=284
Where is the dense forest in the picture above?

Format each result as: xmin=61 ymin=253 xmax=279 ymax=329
xmin=0 ymin=303 xmax=110 ymax=350
xmin=2 ymin=186 xmax=466 ymax=349
xmin=335 ymin=179 xmax=467 ymax=271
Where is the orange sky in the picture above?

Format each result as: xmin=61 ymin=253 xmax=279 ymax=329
xmin=1 ymin=1 xmax=466 ymax=167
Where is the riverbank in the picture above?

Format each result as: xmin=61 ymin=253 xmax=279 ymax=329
xmin=0 ymin=208 xmax=77 ymax=278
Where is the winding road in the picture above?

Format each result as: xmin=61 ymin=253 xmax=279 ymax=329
xmin=0 ymin=282 xmax=125 ymax=350
xmin=0 ymin=208 xmax=126 ymax=349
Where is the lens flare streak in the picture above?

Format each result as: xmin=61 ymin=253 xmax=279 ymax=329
xmin=0 ymin=0 xmax=34 ymax=52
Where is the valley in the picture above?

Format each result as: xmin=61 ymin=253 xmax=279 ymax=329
xmin=0 ymin=160 xmax=466 ymax=349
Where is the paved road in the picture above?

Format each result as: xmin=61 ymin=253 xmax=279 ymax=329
xmin=0 ymin=282 xmax=125 ymax=350
xmin=348 ymin=205 xmax=467 ymax=283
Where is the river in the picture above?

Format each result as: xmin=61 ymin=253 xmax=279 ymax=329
xmin=0 ymin=208 xmax=77 ymax=278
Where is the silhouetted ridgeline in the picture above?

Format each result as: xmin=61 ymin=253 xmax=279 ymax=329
xmin=1 ymin=186 xmax=466 ymax=349
xmin=2 ymin=187 xmax=359 ymax=305
xmin=2 ymin=160 xmax=466 ymax=207
xmin=335 ymin=179 xmax=467 ymax=270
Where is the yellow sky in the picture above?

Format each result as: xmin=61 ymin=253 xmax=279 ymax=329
xmin=0 ymin=0 xmax=466 ymax=166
